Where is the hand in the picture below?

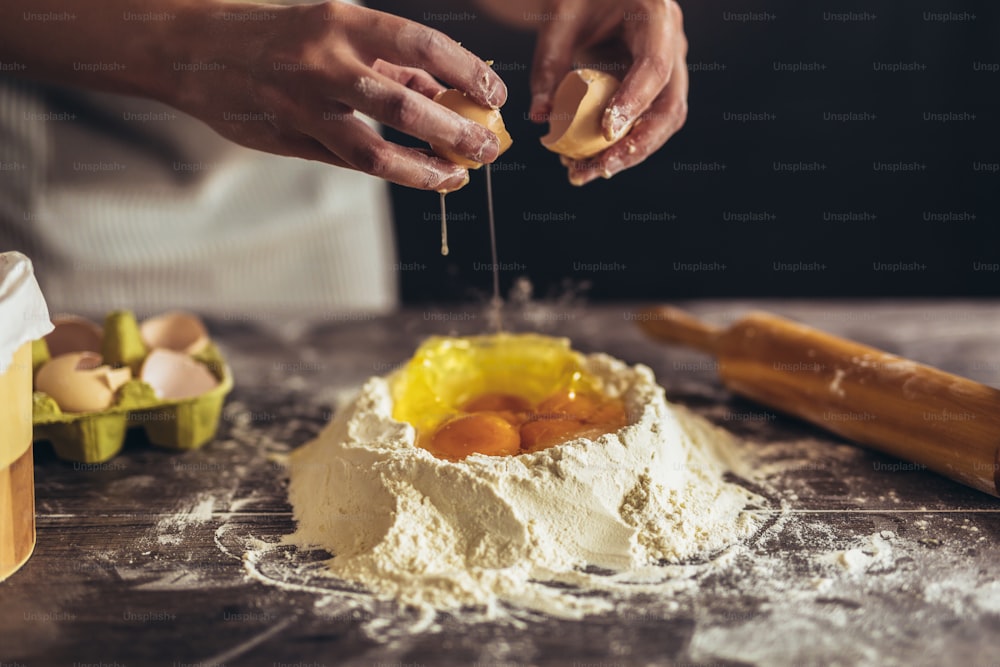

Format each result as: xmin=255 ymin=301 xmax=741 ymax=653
xmin=528 ymin=0 xmax=689 ymax=185
xmin=171 ymin=1 xmax=508 ymax=191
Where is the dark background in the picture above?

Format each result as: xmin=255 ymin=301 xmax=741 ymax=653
xmin=376 ymin=0 xmax=999 ymax=302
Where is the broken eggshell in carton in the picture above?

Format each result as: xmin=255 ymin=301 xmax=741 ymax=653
xmin=430 ymin=89 xmax=513 ymax=170
xmin=140 ymin=310 xmax=209 ymax=355
xmin=34 ymin=351 xmax=132 ymax=413
xmin=541 ymin=69 xmax=626 ymax=161
xmin=44 ymin=316 xmax=103 ymax=358
xmin=141 ymin=348 xmax=219 ymax=401
xmin=31 ymin=310 xmax=233 ymax=463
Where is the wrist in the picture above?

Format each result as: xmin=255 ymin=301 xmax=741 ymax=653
xmin=146 ymin=1 xmax=259 ymax=111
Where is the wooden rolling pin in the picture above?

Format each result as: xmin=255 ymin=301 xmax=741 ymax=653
xmin=636 ymin=306 xmax=1000 ymax=498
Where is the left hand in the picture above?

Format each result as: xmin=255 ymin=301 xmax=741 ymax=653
xmin=528 ymin=0 xmax=689 ymax=185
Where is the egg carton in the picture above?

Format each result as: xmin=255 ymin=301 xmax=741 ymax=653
xmin=31 ymin=310 xmax=233 ymax=464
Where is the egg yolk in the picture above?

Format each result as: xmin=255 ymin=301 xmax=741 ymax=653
xmin=538 ymin=390 xmax=628 ymax=426
xmin=392 ymin=334 xmax=629 ymax=462
xmin=461 ymin=392 xmax=533 ymax=427
xmin=427 ymin=413 xmax=521 ymax=461
xmin=519 ymin=418 xmax=590 ymax=453
xmin=462 ymin=392 xmax=533 ymax=413
xmin=419 ymin=390 xmax=627 ymax=461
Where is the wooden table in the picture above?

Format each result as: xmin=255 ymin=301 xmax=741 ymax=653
xmin=3 ymin=301 xmax=999 ymax=666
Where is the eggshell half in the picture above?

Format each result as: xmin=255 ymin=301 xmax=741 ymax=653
xmin=140 ymin=348 xmax=219 ymax=400
xmin=541 ymin=69 xmax=623 ymax=160
xmin=45 ymin=316 xmax=103 ymax=358
xmin=140 ymin=311 xmax=209 ymax=355
xmin=34 ymin=352 xmax=132 ymax=413
xmin=431 ymin=90 xmax=513 ymax=170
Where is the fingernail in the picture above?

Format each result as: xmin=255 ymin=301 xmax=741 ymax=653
xmin=438 ymin=169 xmax=470 ymax=192
xmin=485 ymin=77 xmax=507 ymax=109
xmin=604 ymin=106 xmax=630 ymax=141
xmin=475 ymin=132 xmax=500 ymax=163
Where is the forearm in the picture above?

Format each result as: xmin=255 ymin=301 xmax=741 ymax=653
xmin=0 ymin=0 xmax=254 ymax=108
xmin=0 ymin=0 xmax=506 ymax=191
xmin=472 ymin=0 xmax=549 ymax=29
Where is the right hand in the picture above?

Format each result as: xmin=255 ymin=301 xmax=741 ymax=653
xmin=169 ymin=1 xmax=507 ymax=191
xmin=527 ymin=0 xmax=689 ymax=186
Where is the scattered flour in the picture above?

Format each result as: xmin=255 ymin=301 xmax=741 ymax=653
xmin=820 ymin=530 xmax=897 ymax=575
xmin=285 ymin=351 xmax=764 ymax=617
xmin=829 ymin=367 xmax=847 ymax=397
xmin=155 ymin=493 xmax=216 ymax=545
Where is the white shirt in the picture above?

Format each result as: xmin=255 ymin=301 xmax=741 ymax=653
xmin=0 ymin=8 xmax=397 ymax=318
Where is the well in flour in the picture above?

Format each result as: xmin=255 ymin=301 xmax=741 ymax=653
xmin=285 ymin=343 xmax=763 ymax=618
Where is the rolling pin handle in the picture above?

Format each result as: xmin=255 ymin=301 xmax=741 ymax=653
xmin=636 ymin=306 xmax=722 ymax=356
xmin=637 ymin=304 xmax=1000 ymax=499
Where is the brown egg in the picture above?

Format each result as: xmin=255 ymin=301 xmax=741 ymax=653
xmin=140 ymin=348 xmax=219 ymax=400
xmin=140 ymin=311 xmax=209 ymax=354
xmin=44 ymin=316 xmax=103 ymax=358
xmin=34 ymin=352 xmax=132 ymax=413
xmin=540 ymin=69 xmax=625 ymax=160
xmin=431 ymin=89 xmax=513 ymax=170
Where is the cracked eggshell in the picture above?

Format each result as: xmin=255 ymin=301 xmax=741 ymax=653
xmin=45 ymin=316 xmax=103 ymax=358
xmin=140 ymin=311 xmax=209 ymax=355
xmin=541 ymin=69 xmax=624 ymax=160
xmin=140 ymin=348 xmax=218 ymax=401
xmin=431 ymin=89 xmax=513 ymax=170
xmin=34 ymin=351 xmax=132 ymax=413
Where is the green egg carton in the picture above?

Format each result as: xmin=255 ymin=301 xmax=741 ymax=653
xmin=31 ymin=310 xmax=234 ymax=464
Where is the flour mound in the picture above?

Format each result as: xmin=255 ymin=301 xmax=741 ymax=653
xmin=286 ymin=353 xmax=761 ymax=617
